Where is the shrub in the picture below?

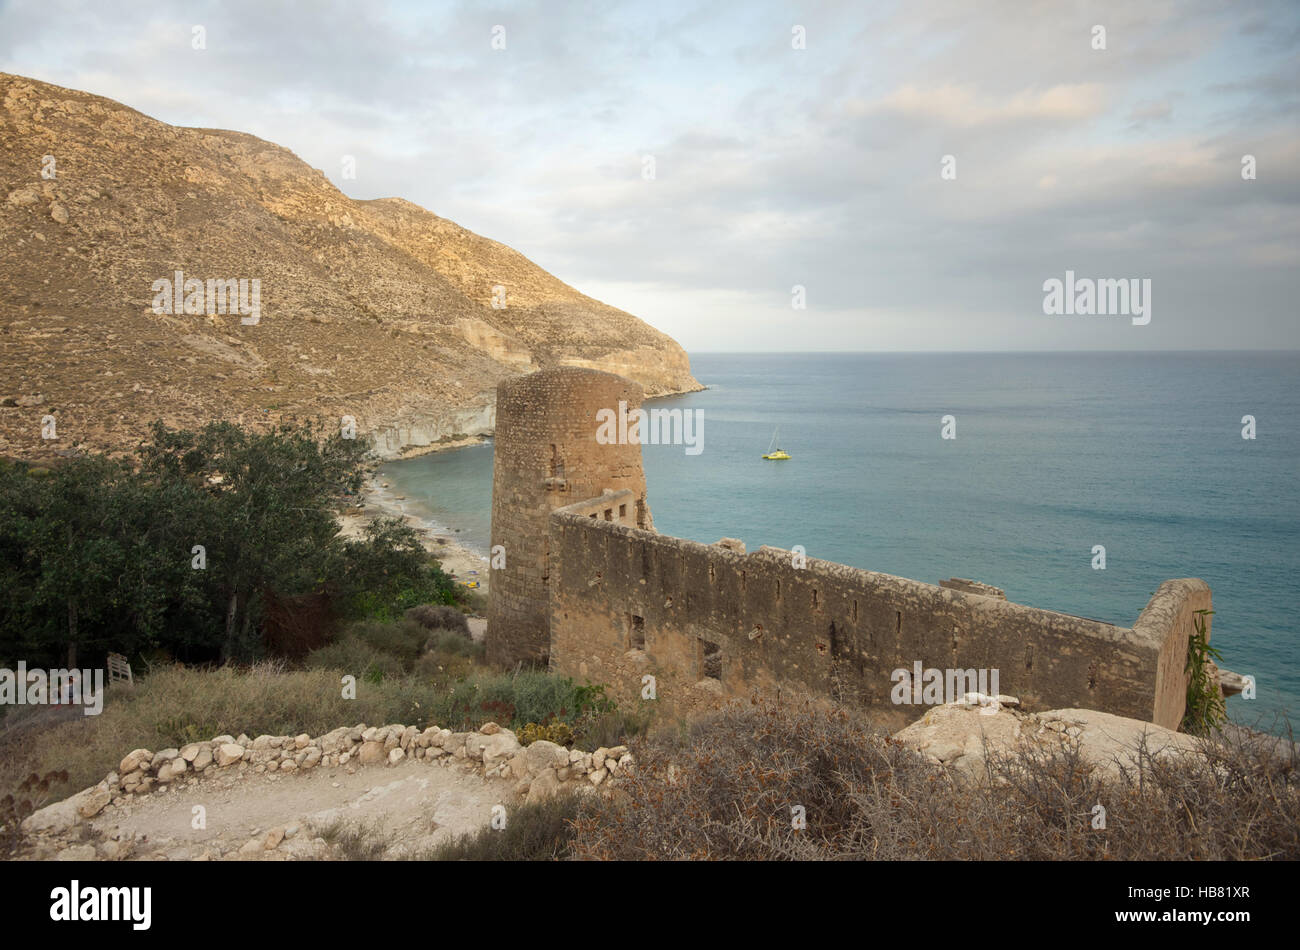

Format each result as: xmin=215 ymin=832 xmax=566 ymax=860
xmin=305 ymin=636 xmax=404 ymax=681
xmin=348 ymin=619 xmax=429 ymax=669
xmin=425 ymin=629 xmax=482 ymax=659
xmin=517 ymin=721 xmax=575 ymax=747
xmin=405 ymin=604 xmax=469 ymax=636
xmin=1183 ymin=608 xmax=1226 ymax=736
xmin=425 ymin=793 xmax=582 ymax=861
xmin=570 ymin=698 xmax=1300 ymax=861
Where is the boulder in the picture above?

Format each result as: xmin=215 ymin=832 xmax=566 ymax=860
xmin=119 ymin=749 xmax=151 ymax=775
xmin=320 ymin=727 xmax=352 ymax=755
xmin=192 ymin=747 xmax=213 ymax=771
xmin=358 ymin=740 xmax=386 ymax=765
xmin=388 ymin=748 xmax=406 ymax=766
xmin=215 ymin=743 xmax=245 ymax=767
xmin=480 ymin=732 xmax=521 ymax=771
xmin=24 ymin=788 xmax=97 ymax=834
xmin=180 ymin=743 xmax=202 ymax=762
xmin=76 ymin=782 xmax=112 ymax=819
xmin=526 ymin=767 xmax=561 ymax=805
xmin=525 ymin=740 xmax=570 ymax=773
xmin=892 ymin=700 xmax=1206 ymax=781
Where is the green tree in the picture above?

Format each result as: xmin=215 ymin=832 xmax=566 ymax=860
xmin=137 ymin=420 xmax=368 ymax=659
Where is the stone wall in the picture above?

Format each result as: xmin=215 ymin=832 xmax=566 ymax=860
xmin=22 ymin=721 xmax=635 ymax=848
xmin=548 ymin=514 xmax=1204 ymax=731
xmin=487 ymin=367 xmax=652 ymax=667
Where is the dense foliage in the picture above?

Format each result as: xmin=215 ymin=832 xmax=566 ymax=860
xmin=0 ymin=421 xmax=456 ymax=668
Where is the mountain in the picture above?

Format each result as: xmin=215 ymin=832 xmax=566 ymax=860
xmin=0 ymin=73 xmax=701 ymax=460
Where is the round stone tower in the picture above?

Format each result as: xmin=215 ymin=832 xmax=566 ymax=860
xmin=487 ymin=367 xmax=652 ymax=668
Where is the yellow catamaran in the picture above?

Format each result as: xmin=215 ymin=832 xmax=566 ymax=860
xmin=762 ymin=427 xmax=791 ymax=460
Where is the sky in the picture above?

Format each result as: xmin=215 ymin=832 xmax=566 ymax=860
xmin=1 ymin=0 xmax=1297 ymax=352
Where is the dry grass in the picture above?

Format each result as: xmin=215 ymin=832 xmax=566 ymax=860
xmin=568 ymin=699 xmax=1300 ymax=860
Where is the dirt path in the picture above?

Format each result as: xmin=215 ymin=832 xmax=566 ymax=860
xmin=87 ymin=759 xmax=513 ymax=861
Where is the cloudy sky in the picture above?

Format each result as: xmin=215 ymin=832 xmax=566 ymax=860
xmin=2 ymin=0 xmax=1296 ymax=351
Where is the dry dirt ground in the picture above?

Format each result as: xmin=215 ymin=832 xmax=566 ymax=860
xmin=74 ymin=759 xmax=514 ymax=861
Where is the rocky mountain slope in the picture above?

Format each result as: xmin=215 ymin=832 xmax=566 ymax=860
xmin=0 ymin=73 xmax=700 ymax=460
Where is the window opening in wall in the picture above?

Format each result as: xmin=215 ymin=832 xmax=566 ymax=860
xmin=699 ymin=638 xmax=722 ymax=680
xmin=589 ymin=512 xmax=597 ymax=519
xmin=619 ymin=504 xmax=627 ymax=519
xmin=636 ymin=498 xmax=647 ymax=528
xmin=812 ymin=589 xmax=819 ymax=609
xmin=604 ymin=508 xmax=613 ymax=521
xmin=629 ymin=614 xmax=646 ymax=649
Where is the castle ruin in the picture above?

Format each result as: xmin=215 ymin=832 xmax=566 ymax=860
xmin=487 ymin=368 xmax=1209 ymax=730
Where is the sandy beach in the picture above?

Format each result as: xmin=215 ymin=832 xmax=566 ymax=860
xmin=335 ymin=473 xmax=490 ymax=595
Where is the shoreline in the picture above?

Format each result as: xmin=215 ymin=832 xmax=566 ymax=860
xmin=335 ymin=473 xmax=490 ymax=596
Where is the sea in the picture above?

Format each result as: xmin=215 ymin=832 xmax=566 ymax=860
xmin=379 ymin=352 xmax=1300 ymax=730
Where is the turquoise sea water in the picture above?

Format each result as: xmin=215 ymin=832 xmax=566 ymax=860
xmin=381 ymin=352 xmax=1300 ymax=729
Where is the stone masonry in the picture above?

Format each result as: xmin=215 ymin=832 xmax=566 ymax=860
xmin=487 ymin=368 xmax=1209 ymax=731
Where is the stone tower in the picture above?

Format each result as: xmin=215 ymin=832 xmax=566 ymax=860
xmin=487 ymin=367 xmax=652 ymax=667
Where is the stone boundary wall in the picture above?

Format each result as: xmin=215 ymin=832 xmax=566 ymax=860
xmin=22 ymin=721 xmax=635 ymax=836
xmin=548 ymin=510 xmax=1205 ymax=730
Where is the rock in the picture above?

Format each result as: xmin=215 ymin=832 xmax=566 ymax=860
xmin=358 ymin=740 xmax=386 ymax=765
xmin=264 ymin=827 xmax=285 ymax=850
xmin=525 ymin=740 xmax=570 ymax=773
xmin=7 ymin=188 xmax=39 ymax=206
xmin=99 ymin=836 xmax=134 ymax=861
xmin=49 ymin=202 xmax=69 ymax=223
xmin=892 ymin=701 xmax=1206 ymax=781
xmin=526 ymin=767 xmax=561 ymax=805
xmin=302 ymin=748 xmax=322 ymax=769
xmin=295 ymin=734 xmax=310 ymax=749
xmin=215 ymin=743 xmax=245 ymax=767
xmin=180 ymin=743 xmax=202 ymax=762
xmin=480 ymin=732 xmax=521 ymax=771
xmin=119 ymin=749 xmax=152 ymax=775
xmin=239 ymin=838 xmax=264 ymax=855
xmin=24 ymin=787 xmax=96 ymax=834
xmin=388 ymin=748 xmax=406 ymax=765
xmin=588 ymin=767 xmax=608 ymax=787
xmin=252 ymin=735 xmax=273 ymax=751
xmin=192 ymin=747 xmax=213 ymax=771
xmin=480 ymin=722 xmax=501 ymax=735
xmin=55 ymin=843 xmax=97 ymax=861
xmin=280 ymin=759 xmax=298 ymax=773
xmin=211 ymin=735 xmax=235 ymax=746
xmin=320 ymin=727 xmax=352 ymax=754
xmin=361 ymin=727 xmax=379 ymax=742
xmin=400 ymin=725 xmax=418 ymax=749
xmin=155 ymin=762 xmax=175 ymax=783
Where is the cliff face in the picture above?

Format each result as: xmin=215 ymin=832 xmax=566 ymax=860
xmin=0 ymin=73 xmax=701 ymax=460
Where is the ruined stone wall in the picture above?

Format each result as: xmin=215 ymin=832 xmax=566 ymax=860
xmin=487 ymin=368 xmax=651 ymax=667
xmin=548 ymin=514 xmax=1202 ymax=730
